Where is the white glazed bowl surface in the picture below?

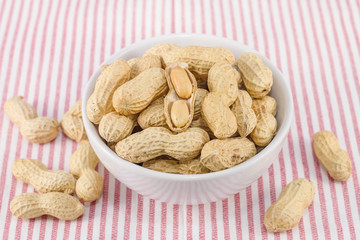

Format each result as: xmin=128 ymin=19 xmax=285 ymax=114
xmin=82 ymin=34 xmax=293 ymax=205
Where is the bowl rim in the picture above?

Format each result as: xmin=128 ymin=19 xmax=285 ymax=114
xmin=82 ymin=33 xmax=294 ymax=182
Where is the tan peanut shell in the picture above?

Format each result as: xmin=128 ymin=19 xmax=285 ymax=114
xmin=138 ymin=89 xmax=208 ymax=130
xmin=250 ymin=108 xmax=277 ymax=146
xmin=12 ymin=159 xmax=75 ymax=194
xmin=143 ymin=159 xmax=181 ymax=174
xmin=143 ymin=158 xmax=210 ymax=174
xmin=61 ymin=99 xmax=87 ymax=142
xmin=19 ymin=117 xmax=59 ymax=144
xmin=162 ymin=46 xmax=235 ymax=81
xmin=200 ymin=62 xmax=238 ymax=139
xmin=233 ymin=90 xmax=253 ymax=108
xmin=113 ymin=68 xmax=168 ymax=115
xmin=232 ymin=105 xmax=257 ymax=138
xmin=4 ymin=96 xmax=59 ymax=144
xmin=200 ymin=138 xmax=256 ymax=171
xmin=201 ymin=92 xmax=237 ymax=139
xmin=115 ymin=127 xmax=210 ymax=163
xmin=193 ymin=88 xmax=208 ymax=120
xmin=137 ymin=100 xmax=167 ymax=129
xmin=207 ymin=61 xmax=239 ymax=106
xmin=264 ymin=178 xmax=315 ymax=232
xmin=87 ymin=59 xmax=131 ymax=124
xmin=231 ymin=90 xmax=257 ymax=137
xmin=10 ymin=192 xmax=85 ymax=220
xmin=100 ymin=64 xmax=110 ymax=72
xmin=164 ymin=63 xmax=197 ymax=132
xmin=234 ymin=68 xmax=242 ymax=88
xmin=252 ymin=96 xmax=277 ymax=116
xmin=127 ymin=58 xmax=140 ymax=69
xmin=312 ymin=131 xmax=352 ymax=181
xmin=70 ymin=141 xmax=103 ymax=202
xmin=98 ymin=112 xmax=137 ymax=142
xmin=143 ymin=43 xmax=180 ymax=58
xmin=75 ymin=168 xmax=103 ymax=202
xmin=190 ymin=117 xmax=215 ymax=139
xmin=4 ymin=96 xmax=38 ymax=125
xmin=178 ymin=159 xmax=211 ymax=174
xmin=130 ymin=55 xmax=162 ymax=79
xmin=236 ymin=53 xmax=273 ymax=98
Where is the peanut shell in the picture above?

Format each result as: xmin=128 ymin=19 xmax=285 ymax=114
xmin=200 ymin=138 xmax=256 ymax=171
xmin=252 ymin=96 xmax=277 ymax=116
xmin=87 ymin=59 xmax=131 ymax=124
xmin=236 ymin=53 xmax=273 ymax=98
xmin=264 ymin=178 xmax=315 ymax=232
xmin=207 ymin=61 xmax=239 ymax=106
xmin=10 ymin=192 xmax=85 ymax=220
xmin=312 ymin=131 xmax=352 ymax=181
xmin=201 ymin=92 xmax=237 ymax=139
xmin=98 ymin=112 xmax=137 ymax=142
xmin=250 ymin=108 xmax=277 ymax=146
xmin=130 ymin=55 xmax=162 ymax=79
xmin=137 ymin=100 xmax=167 ymax=129
xmin=61 ymin=99 xmax=87 ymax=142
xmin=115 ymin=127 xmax=210 ymax=163
xmin=164 ymin=63 xmax=197 ymax=132
xmin=4 ymin=96 xmax=38 ymax=125
xmin=70 ymin=140 xmax=103 ymax=202
xmin=143 ymin=158 xmax=210 ymax=174
xmin=20 ymin=117 xmax=59 ymax=144
xmin=162 ymin=46 xmax=235 ymax=81
xmin=113 ymin=68 xmax=168 ymax=115
xmin=12 ymin=159 xmax=75 ymax=194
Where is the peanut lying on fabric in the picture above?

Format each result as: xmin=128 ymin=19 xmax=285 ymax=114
xmin=10 ymin=192 xmax=85 ymax=220
xmin=85 ymin=45 xmax=278 ymax=174
xmin=70 ymin=140 xmax=103 ymax=202
xmin=4 ymin=96 xmax=59 ymax=144
xmin=312 ymin=130 xmax=352 ymax=181
xmin=12 ymin=158 xmax=75 ymax=194
xmin=264 ymin=178 xmax=315 ymax=232
xmin=61 ymin=99 xmax=87 ymax=142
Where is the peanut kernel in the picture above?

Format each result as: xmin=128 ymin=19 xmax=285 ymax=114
xmin=170 ymin=66 xmax=193 ymax=99
xmin=170 ymin=100 xmax=190 ymax=127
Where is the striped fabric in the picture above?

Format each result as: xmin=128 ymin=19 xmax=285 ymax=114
xmin=0 ymin=0 xmax=359 ymax=239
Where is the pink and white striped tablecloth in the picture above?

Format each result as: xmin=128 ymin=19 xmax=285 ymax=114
xmin=1 ymin=0 xmax=360 ymax=239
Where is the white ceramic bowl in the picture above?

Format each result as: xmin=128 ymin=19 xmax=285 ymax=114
xmin=82 ymin=34 xmax=293 ymax=205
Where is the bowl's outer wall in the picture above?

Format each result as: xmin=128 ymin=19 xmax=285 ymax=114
xmin=82 ymin=34 xmax=293 ymax=204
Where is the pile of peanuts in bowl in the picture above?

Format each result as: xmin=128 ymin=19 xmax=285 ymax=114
xmin=87 ymin=43 xmax=277 ymax=174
